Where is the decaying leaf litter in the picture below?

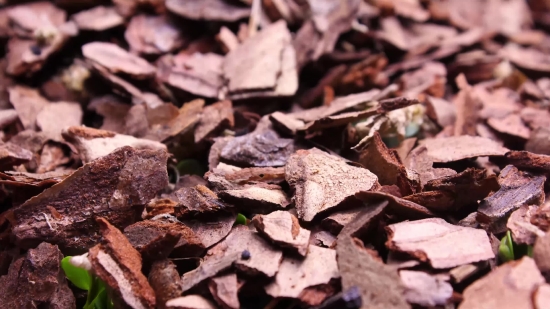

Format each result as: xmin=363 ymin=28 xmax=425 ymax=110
xmin=2 ymin=0 xmax=550 ymax=308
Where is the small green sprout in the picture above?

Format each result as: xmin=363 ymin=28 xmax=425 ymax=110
xmin=235 ymin=213 xmax=248 ymax=225
xmin=61 ymin=255 xmax=113 ymax=309
xmin=498 ymin=231 xmax=534 ymax=263
xmin=177 ymin=159 xmax=206 ymax=176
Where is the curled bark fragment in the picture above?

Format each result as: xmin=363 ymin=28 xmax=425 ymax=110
xmin=88 ymin=218 xmax=156 ymax=309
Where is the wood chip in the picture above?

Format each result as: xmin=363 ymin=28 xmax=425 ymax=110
xmin=36 ymin=102 xmax=82 ymax=141
xmin=174 ymin=185 xmax=228 ymax=215
xmin=399 ymin=270 xmax=453 ymax=307
xmin=460 ymin=257 xmax=545 ymax=309
xmin=419 ymin=136 xmax=509 ymax=163
xmin=166 ymin=0 xmax=250 ymax=22
xmin=181 ymin=213 xmax=236 ymax=249
xmin=534 ymin=227 xmax=550 ymax=281
xmin=0 ymin=242 xmax=75 ymax=308
xmin=354 ymin=191 xmax=436 ymax=219
xmin=285 ymin=148 xmax=378 ymax=222
xmin=72 ymin=6 xmax=124 ymax=31
xmin=125 ymin=15 xmax=184 ymax=55
xmin=265 ymin=245 xmax=339 ymax=301
xmin=487 ymin=113 xmax=531 ymax=139
xmin=386 ymin=218 xmax=495 ymax=269
xmin=89 ymin=218 xmax=156 ymax=309
xmin=206 ymin=225 xmax=283 ymax=278
xmin=478 ymin=165 xmax=545 ymax=234
xmin=82 ymin=42 xmax=156 ymax=79
xmin=194 ymin=100 xmax=234 ymax=143
xmin=180 ymin=252 xmax=241 ymax=294
xmin=358 ymin=132 xmax=415 ymax=195
xmin=220 ymin=118 xmax=294 ymax=167
xmin=9 ymin=85 xmax=49 ymax=130
xmin=223 ymin=20 xmax=298 ymax=98
xmin=337 ymin=235 xmax=410 ymax=309
xmin=149 ymin=259 xmax=182 ymax=309
xmin=124 ymin=220 xmax=204 ymax=259
xmin=507 ymin=205 xmax=542 ymax=246
xmin=160 ymin=53 xmax=224 ymax=99
xmin=208 ymin=273 xmax=240 ymax=309
xmin=62 ymin=126 xmax=167 ymax=163
xmin=219 ymin=186 xmax=290 ymax=214
xmin=252 ymin=211 xmax=310 ymax=256
xmin=166 ymin=295 xmax=217 ymax=309
xmin=12 ymin=146 xmax=168 ymax=251
xmin=0 ymin=142 xmax=33 ymax=170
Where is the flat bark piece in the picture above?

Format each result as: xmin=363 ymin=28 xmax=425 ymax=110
xmin=9 ymin=85 xmax=49 ymax=130
xmin=89 ymin=218 xmax=156 ymax=309
xmin=161 ymin=53 xmax=224 ymax=99
xmin=386 ymin=218 xmax=495 ymax=269
xmin=62 ymin=126 xmax=167 ymax=163
xmin=404 ymin=168 xmax=499 ymax=213
xmin=252 ymin=211 xmax=310 ymax=256
xmin=312 ymin=230 xmax=337 ymax=248
xmin=181 ymin=212 xmax=236 ymax=248
xmin=0 ymin=109 xmax=18 ymax=129
xmin=487 ymin=113 xmax=530 ymax=139
xmin=354 ymin=191 xmax=436 ymax=219
xmin=293 ymin=0 xmax=360 ymax=68
xmin=174 ymin=185 xmax=228 ymax=214
xmin=88 ymin=95 xmax=132 ymax=134
xmin=507 ymin=205 xmax=542 ymax=246
xmin=526 ymin=127 xmax=550 ymax=155
xmin=220 ymin=118 xmax=294 ymax=167
xmin=399 ymin=270 xmax=453 ymax=307
xmin=358 ymin=132 xmax=413 ymax=195
xmin=269 ymin=112 xmax=305 ymax=135
xmin=145 ymin=99 xmax=204 ymax=142
xmin=12 ymin=146 xmax=168 ymax=251
xmin=500 ymin=44 xmax=550 ymax=73
xmin=0 ymin=242 xmax=75 ymax=309
xmin=419 ymin=136 xmax=509 ymax=163
xmin=223 ymin=20 xmax=297 ymax=96
xmin=478 ymin=169 xmax=545 ymax=234
xmin=426 ymin=96 xmax=456 ymax=128
xmin=337 ymin=201 xmax=388 ymax=241
xmin=0 ymin=142 xmax=33 ymax=170
xmin=194 ymin=100 xmax=234 ymax=143
xmin=124 ymin=220 xmax=205 ymax=259
xmin=166 ymin=295 xmax=217 ymax=309
xmin=208 ymin=273 xmax=240 ymax=309
xmin=285 ymin=148 xmax=379 ymax=222
xmin=219 ymin=186 xmax=290 ymax=214
xmin=534 ymin=227 xmax=550 ymax=281
xmin=9 ymin=130 xmax=48 ymax=154
xmin=126 ymin=15 xmax=184 ymax=55
xmin=149 ymin=259 xmax=182 ymax=309
xmin=166 ymin=0 xmax=250 ymax=22
xmin=206 ymin=225 xmax=283 ymax=277
xmin=217 ymin=26 xmax=239 ymax=53
xmin=459 ymin=257 xmax=545 ymax=309
xmin=223 ymin=166 xmax=286 ymax=185
xmin=36 ymin=102 xmax=83 ymax=141
xmin=82 ymin=42 xmax=156 ymax=78
xmin=321 ymin=207 xmax=363 ymax=235
xmin=0 ymin=170 xmax=71 ymax=187
xmin=180 ymin=251 xmax=241 ymax=293
xmin=505 ymin=151 xmax=550 ymax=174
xmin=337 ymin=235 xmax=410 ymax=309
xmin=72 ymin=6 xmax=124 ymax=31
xmin=405 ymin=145 xmax=457 ymax=186
xmin=265 ymin=245 xmax=339 ymax=300
xmin=534 ymin=284 xmax=550 ymax=309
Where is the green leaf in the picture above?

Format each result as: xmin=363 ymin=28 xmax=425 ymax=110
xmin=61 ymin=256 xmax=92 ymax=291
xmin=499 ymin=231 xmax=515 ymax=262
xmin=235 ymin=213 xmax=248 ymax=225
xmin=84 ymin=287 xmax=107 ymax=309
